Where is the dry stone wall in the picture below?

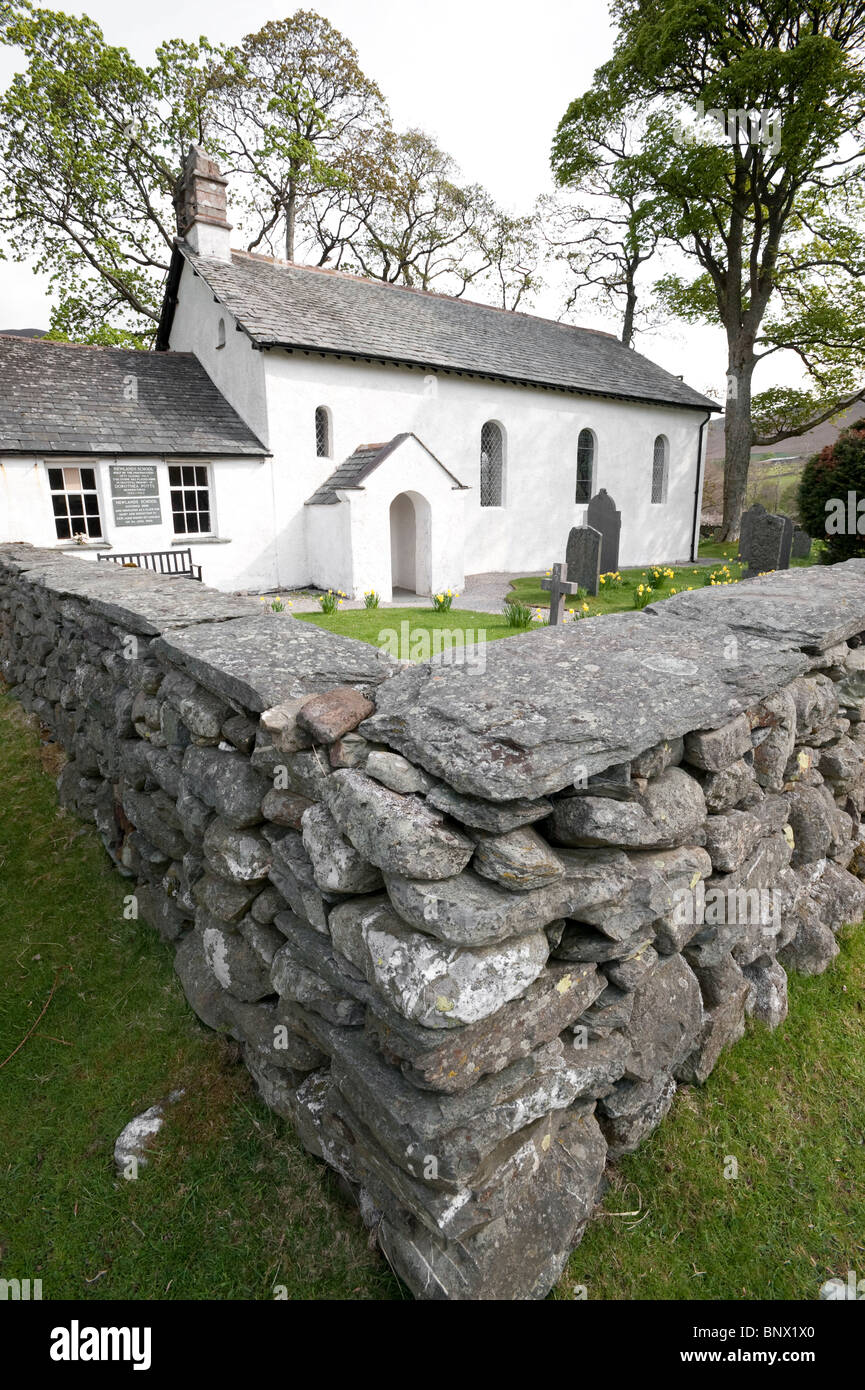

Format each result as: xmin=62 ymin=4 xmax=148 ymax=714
xmin=2 ymin=542 xmax=865 ymax=1300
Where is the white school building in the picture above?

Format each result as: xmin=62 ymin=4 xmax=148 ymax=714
xmin=0 ymin=147 xmax=719 ymax=597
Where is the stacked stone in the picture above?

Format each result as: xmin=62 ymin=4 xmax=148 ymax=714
xmin=2 ymin=544 xmax=865 ymax=1301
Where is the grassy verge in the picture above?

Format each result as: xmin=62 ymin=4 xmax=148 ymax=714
xmin=558 ymin=925 xmax=865 ymax=1300
xmin=0 ymin=692 xmax=400 ymax=1301
xmin=295 ymin=604 xmax=523 ymax=646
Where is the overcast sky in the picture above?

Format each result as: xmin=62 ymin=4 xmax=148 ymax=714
xmin=0 ymin=0 xmax=803 ymax=401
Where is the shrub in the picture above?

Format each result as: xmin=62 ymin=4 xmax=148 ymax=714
xmin=798 ymin=418 xmax=865 ymax=564
xmin=502 ymin=598 xmax=533 ymax=628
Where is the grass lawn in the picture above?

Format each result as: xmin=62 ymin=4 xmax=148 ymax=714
xmin=0 ymin=692 xmax=400 ymax=1301
xmin=295 ymin=604 xmax=521 ymax=646
xmin=2 ymin=690 xmax=864 ymax=1301
xmin=560 ymin=929 xmax=865 ymax=1300
xmin=297 ymin=543 xmax=821 ymax=650
xmin=502 ymin=538 xmax=819 ymax=620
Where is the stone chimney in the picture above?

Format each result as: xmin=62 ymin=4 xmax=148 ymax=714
xmin=173 ymin=146 xmax=232 ymax=261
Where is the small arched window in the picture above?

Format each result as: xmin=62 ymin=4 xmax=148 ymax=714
xmin=315 ymin=406 xmax=332 ymax=458
xmin=216 ymin=317 xmax=226 ymax=349
xmin=576 ymin=428 xmax=595 ymax=503
xmin=480 ymin=421 xmax=503 ymax=507
xmin=652 ymin=435 xmax=669 ymax=504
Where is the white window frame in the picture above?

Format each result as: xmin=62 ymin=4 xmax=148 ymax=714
xmin=46 ymin=461 xmax=105 ymax=542
xmin=315 ymin=405 xmax=333 ymax=459
xmin=576 ymin=428 xmax=596 ymax=504
xmin=479 ymin=420 xmax=505 ymax=508
xmin=168 ymin=461 xmax=216 ymax=537
xmin=651 ymin=435 xmax=669 ymax=505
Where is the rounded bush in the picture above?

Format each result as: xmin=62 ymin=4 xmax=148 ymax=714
xmin=798 ymin=418 xmax=865 ymax=563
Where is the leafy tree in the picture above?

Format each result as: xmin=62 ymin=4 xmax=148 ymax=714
xmin=318 ymin=126 xmax=540 ymax=304
xmin=207 ymin=11 xmax=386 ymax=262
xmin=0 ymin=3 xmax=221 ymax=342
xmin=799 ymin=417 xmax=865 ymax=562
xmin=0 ymin=4 xmax=540 ymax=337
xmin=553 ymin=0 xmax=865 ymax=539
xmin=547 ymin=104 xmax=662 ymax=346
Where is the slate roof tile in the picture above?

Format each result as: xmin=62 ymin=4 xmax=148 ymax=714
xmin=177 ymin=245 xmax=718 ymax=412
xmin=0 ymin=337 xmax=268 ymax=456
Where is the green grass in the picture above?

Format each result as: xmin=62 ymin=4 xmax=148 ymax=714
xmin=0 ymin=693 xmax=400 ymax=1301
xmin=295 ymin=605 xmax=525 ymax=646
xmin=509 ymin=563 xmax=718 ymax=617
xmin=558 ymin=929 xmax=865 ymax=1301
xmin=2 ymin=690 xmax=863 ymax=1303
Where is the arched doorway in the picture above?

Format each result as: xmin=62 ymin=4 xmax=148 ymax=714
xmin=389 ymin=491 xmax=431 ymax=596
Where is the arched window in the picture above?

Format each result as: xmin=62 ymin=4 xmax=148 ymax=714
xmin=652 ymin=434 xmax=669 ymax=504
xmin=576 ymin=428 xmax=595 ymax=503
xmin=480 ymin=421 xmax=503 ymax=507
xmin=216 ymin=317 xmax=226 ymax=349
xmin=315 ymin=406 xmax=332 ymax=459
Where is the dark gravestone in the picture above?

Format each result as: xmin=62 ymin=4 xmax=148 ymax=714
xmin=777 ymin=514 xmax=794 ymax=569
xmin=586 ymin=490 xmax=621 ymax=575
xmin=738 ymin=503 xmax=767 ymax=564
xmin=792 ymin=528 xmax=812 ymax=559
xmin=745 ymin=512 xmax=793 ymax=578
xmin=565 ymin=525 xmax=602 ymax=596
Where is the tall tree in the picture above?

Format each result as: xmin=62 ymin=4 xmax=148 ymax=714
xmin=546 ymin=103 xmax=661 ymax=345
xmin=0 ymin=3 xmax=215 ymax=341
xmin=308 ymin=125 xmax=542 ymax=306
xmin=553 ymin=0 xmax=865 ymax=539
xmin=208 ymin=11 xmax=386 ymax=262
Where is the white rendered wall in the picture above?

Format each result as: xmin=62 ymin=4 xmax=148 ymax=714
xmin=0 ymin=453 xmax=280 ymax=594
xmin=303 ymin=437 xmax=465 ymax=600
xmin=262 ymin=349 xmax=710 ymax=578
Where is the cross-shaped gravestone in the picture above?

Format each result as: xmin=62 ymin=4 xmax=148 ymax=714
xmin=541 ymin=562 xmax=581 ymax=626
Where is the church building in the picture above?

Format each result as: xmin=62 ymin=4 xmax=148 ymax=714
xmin=0 ymin=148 xmax=718 ymax=596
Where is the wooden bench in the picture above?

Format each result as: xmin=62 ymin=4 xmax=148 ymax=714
xmin=97 ymin=548 xmax=202 ymax=581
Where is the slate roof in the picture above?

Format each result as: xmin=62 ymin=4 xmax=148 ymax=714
xmin=0 ymin=336 xmax=268 ymax=456
xmin=161 ymin=244 xmax=718 ymax=413
xmin=306 ymin=432 xmax=468 ymax=505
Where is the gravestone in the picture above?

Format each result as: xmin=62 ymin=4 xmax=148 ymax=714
xmin=778 ymin=514 xmax=794 ymax=568
xmin=565 ymin=525 xmax=602 ymax=596
xmin=791 ymin=528 xmax=812 ymax=559
xmin=745 ymin=511 xmax=793 ymax=578
xmin=738 ymin=503 xmax=767 ymax=564
xmin=586 ymin=490 xmax=621 ymax=575
xmin=540 ymin=563 xmax=580 ymax=626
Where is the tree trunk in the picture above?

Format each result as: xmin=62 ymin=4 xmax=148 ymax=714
xmin=621 ymin=277 xmax=636 ymax=348
xmin=720 ymin=350 xmax=756 ymax=541
xmin=285 ymin=180 xmax=297 ymax=262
